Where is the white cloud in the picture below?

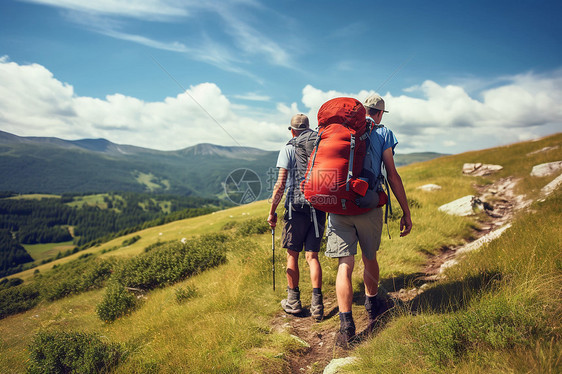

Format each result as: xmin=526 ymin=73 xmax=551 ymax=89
xmin=0 ymin=58 xmax=288 ymax=150
xmin=300 ymin=71 xmax=562 ymax=153
xmin=100 ymin=29 xmax=190 ymax=53
xmin=1 ymin=58 xmax=560 ymax=154
xmin=233 ymin=93 xmax=271 ymax=102
xmin=19 ymin=0 xmax=189 ymax=20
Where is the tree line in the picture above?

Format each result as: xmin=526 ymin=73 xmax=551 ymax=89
xmin=0 ymin=192 xmax=231 ymax=277
xmin=0 ymin=229 xmax=34 ymax=278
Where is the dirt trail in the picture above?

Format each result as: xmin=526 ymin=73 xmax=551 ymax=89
xmin=271 ymin=294 xmax=375 ymax=373
xmin=271 ymin=301 xmax=337 ymax=373
xmin=416 ymin=177 xmax=529 ymax=284
xmin=271 ymin=176 xmax=530 ymax=373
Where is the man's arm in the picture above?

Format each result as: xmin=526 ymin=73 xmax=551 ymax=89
xmin=268 ymin=168 xmax=288 ymax=227
xmin=382 ymin=148 xmax=412 ymax=237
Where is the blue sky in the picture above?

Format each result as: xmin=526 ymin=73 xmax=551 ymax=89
xmin=0 ymin=0 xmax=561 ymax=154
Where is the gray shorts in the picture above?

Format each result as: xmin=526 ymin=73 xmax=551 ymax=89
xmin=325 ymin=207 xmax=383 ymax=260
xmin=281 ymin=209 xmax=326 ymax=252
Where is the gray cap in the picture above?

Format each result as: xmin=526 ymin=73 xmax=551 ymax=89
xmin=288 ymin=114 xmax=309 ymax=130
xmin=364 ymin=94 xmax=388 ymax=113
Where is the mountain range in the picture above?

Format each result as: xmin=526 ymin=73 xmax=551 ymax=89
xmin=0 ymin=130 xmax=445 ymax=200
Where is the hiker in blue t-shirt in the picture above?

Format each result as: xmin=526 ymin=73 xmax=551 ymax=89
xmin=268 ymin=114 xmax=326 ymax=321
xmin=327 ymin=94 xmax=413 ymax=348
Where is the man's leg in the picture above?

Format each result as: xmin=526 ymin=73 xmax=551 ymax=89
xmin=281 ymin=249 xmax=302 ymax=314
xmin=362 ymin=253 xmax=379 ymax=297
xmin=335 ymin=256 xmax=356 ymax=346
xmin=362 ymin=253 xmax=392 ymax=326
xmin=306 ymin=251 xmax=323 ymax=320
xmin=305 ymin=251 xmax=321 ymax=289
xmin=336 ymin=256 xmax=354 ymax=313
xmin=286 ymin=249 xmax=300 ymax=289
xmin=356 ymin=208 xmax=389 ymax=327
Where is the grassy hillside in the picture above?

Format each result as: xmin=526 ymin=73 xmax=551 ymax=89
xmin=0 ymin=141 xmax=277 ymax=199
xmin=0 ymin=133 xmax=560 ymax=373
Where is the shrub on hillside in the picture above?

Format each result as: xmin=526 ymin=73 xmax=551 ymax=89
xmin=96 ymin=282 xmax=138 ymax=323
xmin=237 ymin=218 xmax=270 ymax=236
xmin=0 ymin=277 xmax=23 ymax=290
xmin=0 ymin=283 xmax=40 ymax=319
xmin=175 ymin=284 xmax=198 ymax=304
xmin=0 ymin=257 xmax=115 ymax=319
xmin=221 ymin=220 xmax=238 ymax=230
xmin=41 ymin=258 xmax=115 ymax=301
xmin=27 ymin=331 xmax=125 ymax=374
xmin=0 ymin=256 xmax=116 ymax=320
xmin=122 ymin=235 xmax=141 ymax=246
xmin=143 ymin=240 xmax=172 ymax=253
xmin=112 ymin=233 xmax=229 ymax=291
xmin=97 ymin=233 xmax=229 ymax=321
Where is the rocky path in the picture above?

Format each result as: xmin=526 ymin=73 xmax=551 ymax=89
xmin=415 ymin=176 xmax=530 ymax=284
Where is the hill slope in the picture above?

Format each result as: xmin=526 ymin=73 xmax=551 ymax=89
xmin=0 ymin=130 xmax=445 ymax=198
xmin=0 ymin=130 xmax=277 ymax=198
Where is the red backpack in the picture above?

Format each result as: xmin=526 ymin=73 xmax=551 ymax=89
xmin=301 ymin=97 xmax=374 ymax=215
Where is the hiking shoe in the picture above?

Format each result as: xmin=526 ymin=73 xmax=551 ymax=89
xmin=365 ymin=294 xmax=394 ymax=331
xmin=335 ymin=325 xmax=356 ymax=349
xmin=281 ymin=287 xmax=302 ymax=314
xmin=310 ymin=292 xmax=324 ymax=321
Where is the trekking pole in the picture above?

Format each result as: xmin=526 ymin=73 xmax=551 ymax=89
xmin=271 ymin=213 xmax=277 ymax=291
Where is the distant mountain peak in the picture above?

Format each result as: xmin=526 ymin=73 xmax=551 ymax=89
xmin=0 ymin=130 xmax=268 ymax=158
xmin=178 ymin=143 xmax=268 ymax=159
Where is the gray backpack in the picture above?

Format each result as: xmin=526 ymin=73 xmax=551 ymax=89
xmin=286 ymin=129 xmax=321 ymax=237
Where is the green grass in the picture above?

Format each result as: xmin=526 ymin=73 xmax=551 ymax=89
xmin=65 ymin=193 xmax=113 ymax=209
xmin=134 ymin=171 xmax=169 ymax=192
xmin=0 ymin=133 xmax=560 ymax=373
xmin=5 ymin=194 xmax=61 ymax=200
xmin=23 ymin=241 xmax=76 ymax=262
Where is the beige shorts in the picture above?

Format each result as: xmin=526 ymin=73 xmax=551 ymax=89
xmin=325 ymin=207 xmax=383 ymax=260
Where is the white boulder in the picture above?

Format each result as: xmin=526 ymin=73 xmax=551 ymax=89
xmin=417 ymin=184 xmax=442 ymax=192
xmin=526 ymin=145 xmax=559 ymax=156
xmin=438 ymin=195 xmax=478 ymax=216
xmin=541 ymin=173 xmax=562 ymax=197
xmin=530 ymin=161 xmax=562 ymax=177
xmin=440 ymin=224 xmax=512 ymax=274
xmin=463 ymin=163 xmax=503 ymax=176
xmin=323 ymin=357 xmax=359 ymax=374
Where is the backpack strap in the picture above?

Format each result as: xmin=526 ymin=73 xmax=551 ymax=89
xmin=341 ymin=131 xmax=357 ymax=211
xmin=371 ymin=123 xmax=393 ymax=238
xmin=311 ymin=206 xmax=320 ymax=238
xmin=383 ymin=171 xmax=392 ymax=239
xmin=346 ymin=134 xmax=356 ymax=192
xmin=285 ymin=138 xmax=295 ymax=220
xmin=303 ymin=129 xmax=323 ymax=186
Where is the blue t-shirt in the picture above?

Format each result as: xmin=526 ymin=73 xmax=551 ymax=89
xmin=276 ymin=143 xmax=297 ymax=208
xmin=366 ymin=117 xmax=398 ymax=177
